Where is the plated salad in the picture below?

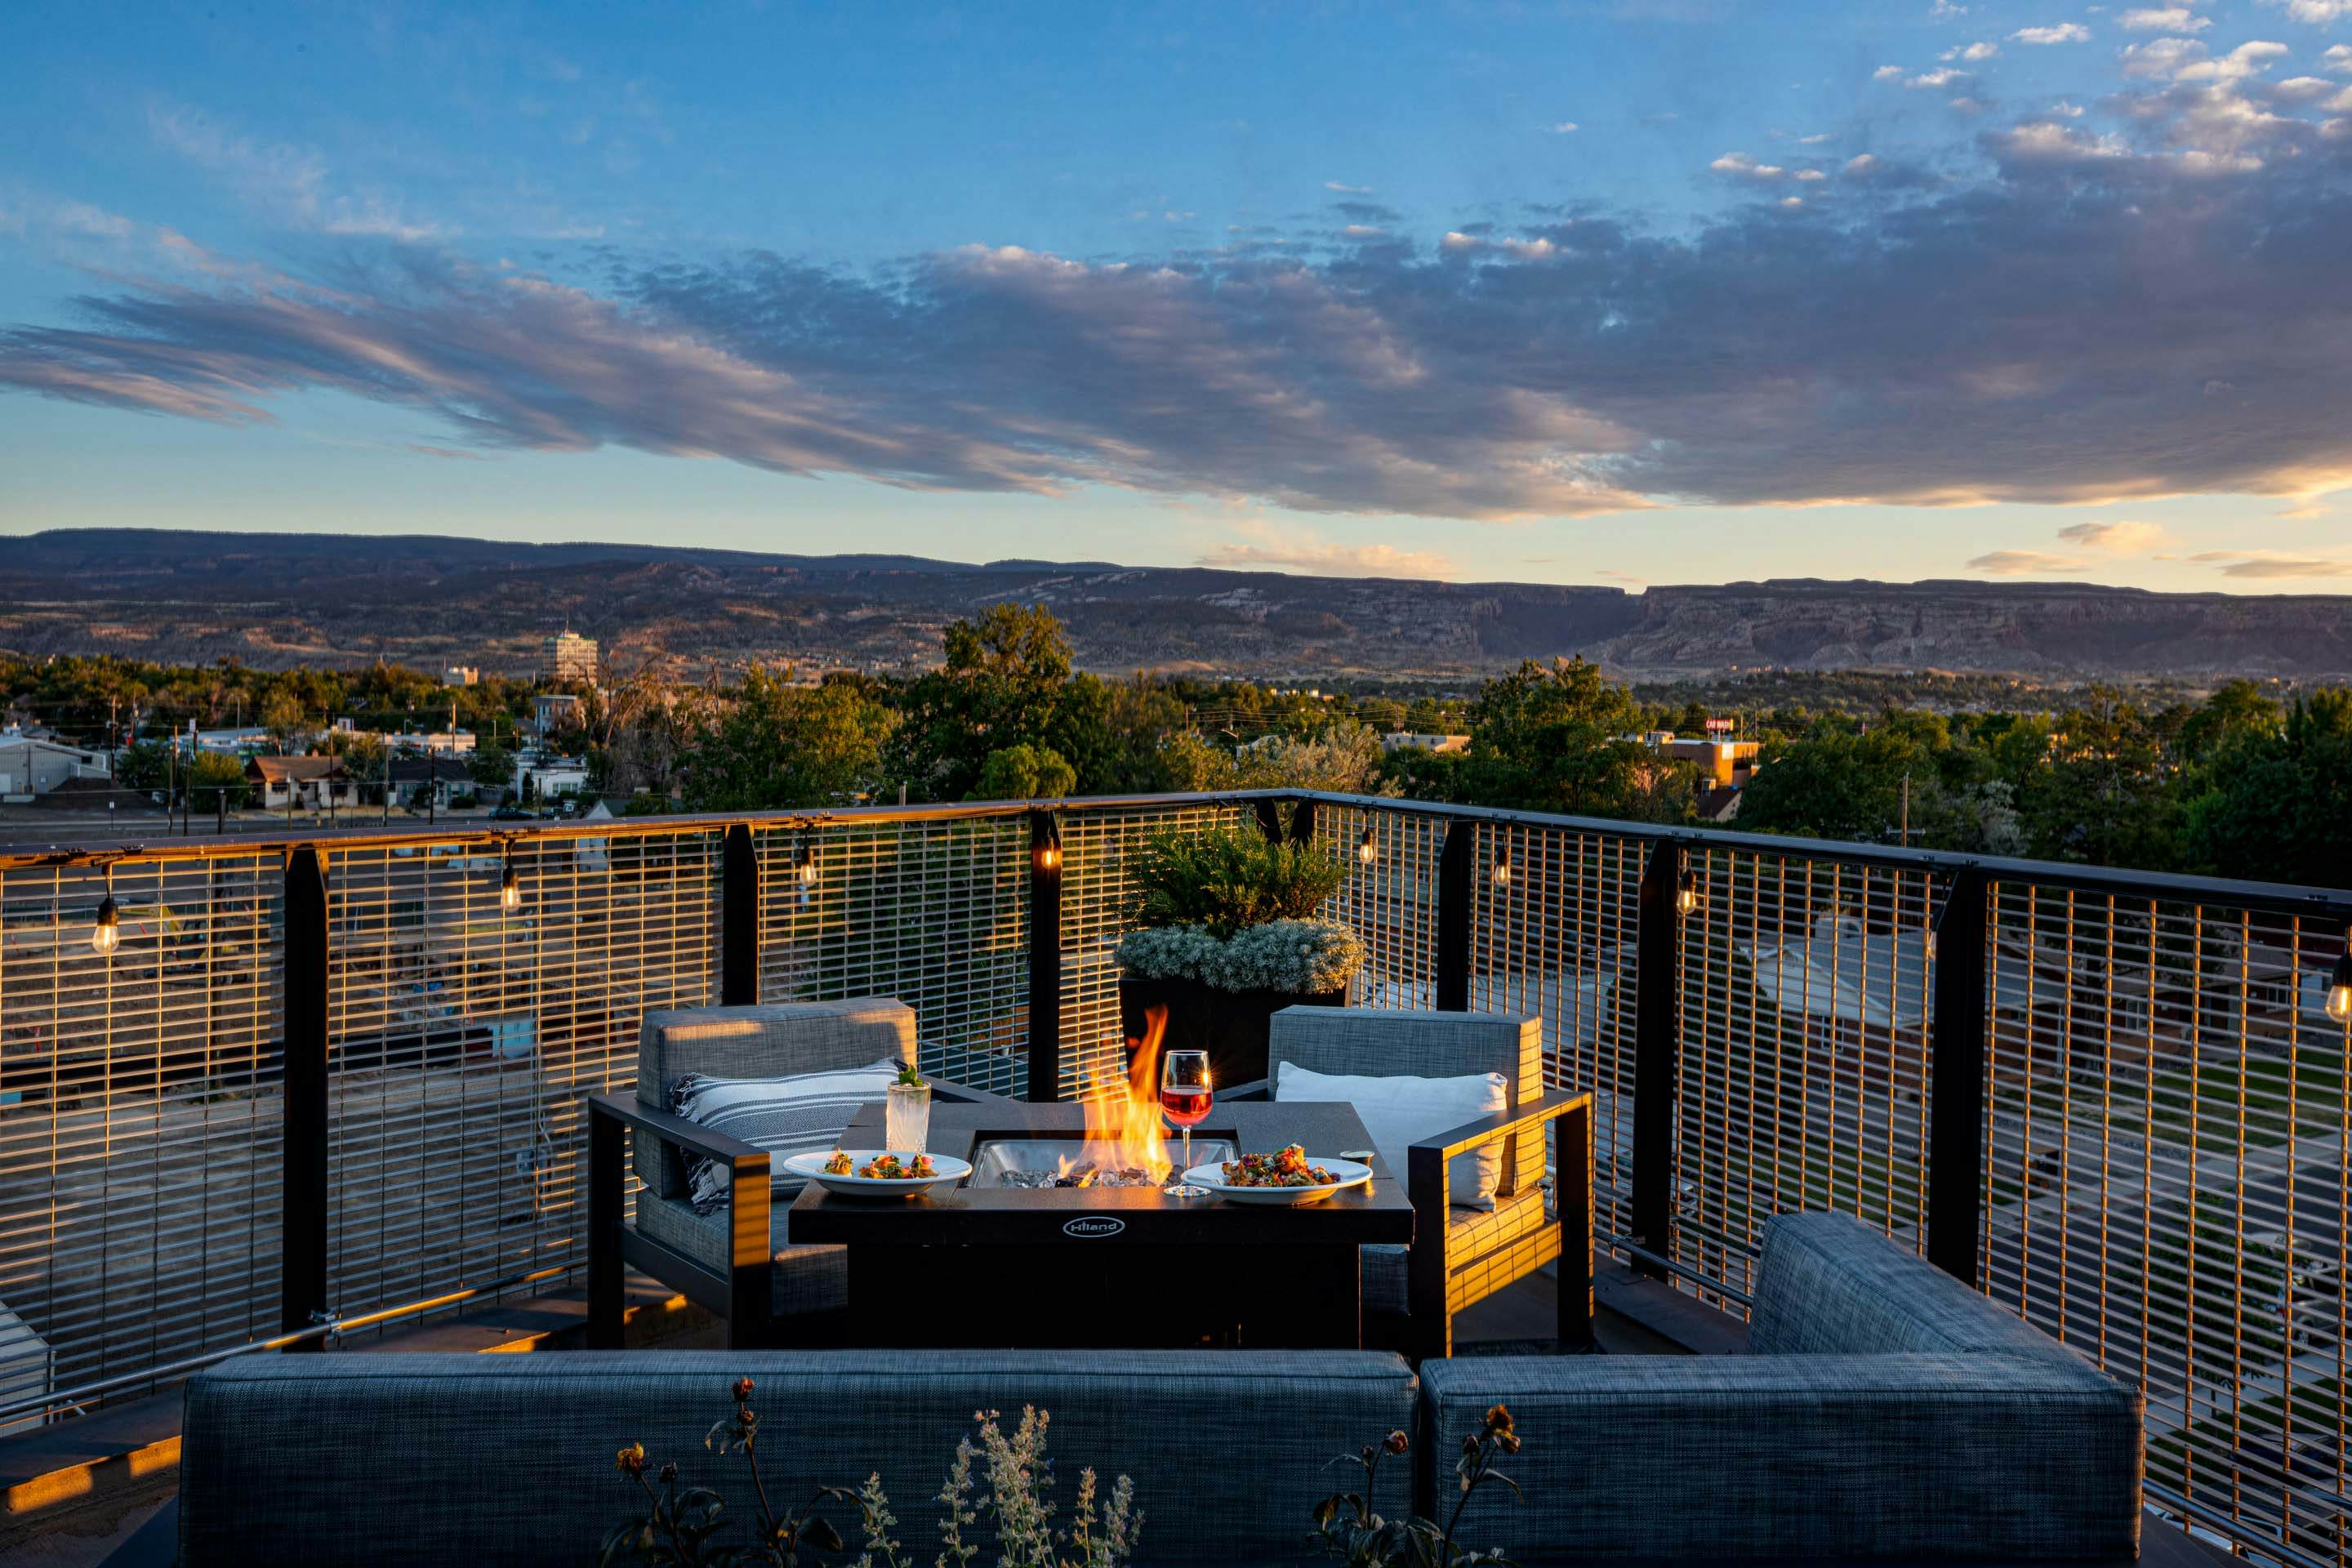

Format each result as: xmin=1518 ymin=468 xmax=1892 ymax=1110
xmin=1218 ymin=1145 xmax=1340 ymax=1187
xmin=823 ymin=1151 xmax=938 ymax=1180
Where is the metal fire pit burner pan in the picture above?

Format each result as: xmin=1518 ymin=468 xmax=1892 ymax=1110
xmin=968 ymin=1137 xmax=1238 ymax=1188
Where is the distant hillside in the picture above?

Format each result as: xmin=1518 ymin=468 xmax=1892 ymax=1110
xmin=2 ymin=528 xmax=2347 ymax=684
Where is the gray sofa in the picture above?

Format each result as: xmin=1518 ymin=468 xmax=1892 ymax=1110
xmin=1423 ymin=1211 xmax=2145 ymax=1561
xmin=167 ymin=1214 xmax=2145 ymax=1567
xmin=176 ymin=1348 xmax=1418 ymax=1568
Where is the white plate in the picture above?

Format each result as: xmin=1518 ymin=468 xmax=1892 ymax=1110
xmin=1178 ymin=1154 xmax=1374 ymax=1205
xmin=782 ymin=1149 xmax=971 ymax=1199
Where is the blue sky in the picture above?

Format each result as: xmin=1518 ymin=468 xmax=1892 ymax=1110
xmin=3 ymin=0 xmax=2350 ymax=590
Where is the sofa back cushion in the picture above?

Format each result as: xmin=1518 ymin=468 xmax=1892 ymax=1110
xmin=1268 ymin=1008 xmax=1543 ymax=1199
xmin=1750 ymin=1210 xmax=2074 ymax=1360
xmin=635 ymin=1000 xmax=915 ymax=1200
xmin=180 ymin=1349 xmax=1417 ymax=1568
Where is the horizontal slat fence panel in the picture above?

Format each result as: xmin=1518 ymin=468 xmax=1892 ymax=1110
xmin=755 ymin=817 xmax=1029 ymax=1097
xmin=0 ymin=852 xmax=283 ymax=1423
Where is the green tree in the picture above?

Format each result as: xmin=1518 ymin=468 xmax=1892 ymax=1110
xmin=893 ymin=604 xmax=1094 ymax=800
xmin=1456 ymin=657 xmax=1673 ymax=821
xmin=185 ymin=751 xmax=250 ymax=811
xmin=260 ymin=692 xmax=304 ymax=754
xmin=468 ymin=742 xmax=516 ymax=793
xmin=682 ymin=666 xmax=898 ymax=810
xmin=2015 ymin=687 xmax=2181 ymax=868
xmin=2184 ymin=688 xmax=2352 ymax=884
xmin=969 ymin=742 xmax=1077 ymax=800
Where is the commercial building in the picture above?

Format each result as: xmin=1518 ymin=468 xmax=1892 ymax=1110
xmin=0 ymin=732 xmax=109 ymax=800
xmin=541 ymin=632 xmax=599 ymax=686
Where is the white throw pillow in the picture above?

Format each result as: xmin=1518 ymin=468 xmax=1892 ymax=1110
xmin=1273 ymin=1061 xmax=1508 ymax=1210
xmin=670 ymin=1058 xmax=903 ymax=1214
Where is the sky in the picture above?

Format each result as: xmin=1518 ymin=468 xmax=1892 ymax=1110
xmin=2 ymin=0 xmax=2351 ymax=592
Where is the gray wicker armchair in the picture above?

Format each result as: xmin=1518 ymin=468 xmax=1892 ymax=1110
xmin=585 ymin=998 xmax=1004 ymax=1349
xmin=1229 ymin=1006 xmax=1592 ymax=1362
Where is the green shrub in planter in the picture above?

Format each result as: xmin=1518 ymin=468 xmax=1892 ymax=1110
xmin=1114 ymin=826 xmax=1365 ymax=1085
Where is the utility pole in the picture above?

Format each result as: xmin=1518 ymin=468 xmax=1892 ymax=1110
xmin=1900 ymin=770 xmax=1912 ymax=848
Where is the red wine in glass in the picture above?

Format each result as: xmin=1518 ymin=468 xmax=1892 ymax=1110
xmin=1160 ymin=1086 xmax=1213 ymax=1128
xmin=1160 ymin=1049 xmax=1213 ymax=1196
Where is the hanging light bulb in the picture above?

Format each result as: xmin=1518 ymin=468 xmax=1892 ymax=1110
xmin=1356 ymin=827 xmax=1378 ymax=865
xmin=795 ymin=838 xmax=821 ymax=889
xmin=2328 ymin=933 xmax=2352 ymax=1026
xmin=1490 ymin=845 xmax=1512 ymax=889
xmin=91 ymin=866 xmax=120 ymax=956
xmin=1675 ymin=862 xmax=1699 ymax=918
xmin=500 ymin=843 xmax=520 ymax=911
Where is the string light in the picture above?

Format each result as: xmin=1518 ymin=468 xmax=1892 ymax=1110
xmin=91 ymin=865 xmax=119 ymax=956
xmin=1490 ymin=844 xmax=1512 ymax=889
xmin=500 ymin=842 xmax=520 ymax=912
xmin=1034 ymin=817 xmax=1062 ymax=874
xmin=1675 ymin=862 xmax=1699 ymax=918
xmin=795 ymin=837 xmax=821 ymax=890
xmin=1356 ymin=827 xmax=1377 ymax=865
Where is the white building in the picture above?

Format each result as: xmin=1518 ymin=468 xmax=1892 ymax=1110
xmin=192 ymin=726 xmax=271 ymax=755
xmin=389 ymin=730 xmax=478 ymax=757
xmin=0 ymin=733 xmax=109 ymax=800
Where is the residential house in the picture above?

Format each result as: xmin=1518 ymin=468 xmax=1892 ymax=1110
xmin=388 ymin=755 xmax=477 ymax=809
xmin=245 ymin=755 xmax=359 ymax=812
xmin=532 ymin=693 xmax=581 ymax=740
xmin=517 ymin=755 xmax=590 ymax=802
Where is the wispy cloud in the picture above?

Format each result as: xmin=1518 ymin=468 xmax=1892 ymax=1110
xmin=2056 ymin=519 xmax=2166 ymax=551
xmin=1198 ymin=528 xmax=1454 ymax=578
xmin=9 ymin=44 xmax=2352 ymax=526
xmin=148 ymin=103 xmax=449 ymax=240
xmin=2258 ymin=0 xmax=2352 ymax=23
xmin=2011 ymin=22 xmax=2092 ymax=42
xmin=1323 ymin=180 xmax=1374 ymax=194
xmin=1968 ymin=550 xmax=2094 ymax=574
xmin=2188 ymin=549 xmax=2352 ymax=577
xmin=2122 ymin=7 xmax=2210 ymax=31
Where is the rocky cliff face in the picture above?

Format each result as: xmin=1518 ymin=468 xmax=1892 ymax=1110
xmin=2 ymin=531 xmax=2345 ymax=682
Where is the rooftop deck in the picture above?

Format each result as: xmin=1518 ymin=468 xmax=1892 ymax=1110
xmin=0 ymin=789 xmax=2345 ymax=1565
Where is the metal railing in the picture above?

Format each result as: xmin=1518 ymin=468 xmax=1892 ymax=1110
xmin=1 ymin=789 xmax=2346 ymax=1562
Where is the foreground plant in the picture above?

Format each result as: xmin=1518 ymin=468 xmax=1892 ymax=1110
xmin=602 ymin=1383 xmax=1137 ymax=1568
xmin=1312 ymin=1405 xmax=1522 ymax=1568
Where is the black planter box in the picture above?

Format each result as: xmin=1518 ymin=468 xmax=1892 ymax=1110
xmin=1116 ymin=974 xmax=1347 ymax=1089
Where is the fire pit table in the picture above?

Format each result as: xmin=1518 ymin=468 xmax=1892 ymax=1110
xmin=790 ymin=1098 xmax=1414 ymax=1348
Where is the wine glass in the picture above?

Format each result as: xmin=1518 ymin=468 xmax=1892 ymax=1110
xmin=1160 ymin=1049 xmax=1214 ymax=1198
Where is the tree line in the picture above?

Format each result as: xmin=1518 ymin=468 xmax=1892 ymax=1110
xmin=8 ymin=616 xmax=2345 ymax=886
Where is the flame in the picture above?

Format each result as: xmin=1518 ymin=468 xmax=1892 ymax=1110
xmin=1055 ymin=1004 xmax=1174 ymax=1184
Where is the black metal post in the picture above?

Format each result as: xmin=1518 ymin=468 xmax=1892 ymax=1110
xmin=1629 ymin=838 xmax=1682 ymax=1281
xmin=1254 ymin=798 xmax=1283 ymax=844
xmin=281 ymin=846 xmax=331 ymax=1348
xmin=1436 ymin=819 xmax=1473 ymax=1011
xmin=1027 ymin=808 xmax=1063 ymax=1102
xmin=1286 ymin=795 xmax=1316 ymax=846
xmin=1927 ymin=867 xmax=1992 ymax=1285
xmin=719 ymin=822 xmax=760 ymax=1006
xmin=586 ymin=1102 xmax=624 ymax=1349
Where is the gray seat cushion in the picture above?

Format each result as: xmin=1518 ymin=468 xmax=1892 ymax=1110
xmin=180 ymin=1349 xmax=1419 ymax=1567
xmin=634 ymin=1192 xmax=847 ymax=1317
